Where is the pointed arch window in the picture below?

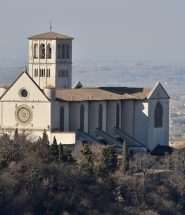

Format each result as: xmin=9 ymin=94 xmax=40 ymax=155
xmin=116 ymin=103 xmax=120 ymax=128
xmin=155 ymin=102 xmax=163 ymax=128
xmin=66 ymin=44 xmax=69 ymax=59
xmin=40 ymin=44 xmax=45 ymax=59
xmin=34 ymin=69 xmax=38 ymax=77
xmin=60 ymin=106 xmax=64 ymax=131
xmin=33 ymin=44 xmax=38 ymax=59
xmin=80 ymin=104 xmax=85 ymax=131
xmin=62 ymin=44 xmax=65 ymax=59
xmin=47 ymin=44 xmax=52 ymax=59
xmin=66 ymin=70 xmax=69 ymax=77
xmin=58 ymin=44 xmax=62 ymax=59
xmin=62 ymin=70 xmax=65 ymax=77
xmin=98 ymin=104 xmax=103 ymax=129
xmin=46 ymin=69 xmax=50 ymax=77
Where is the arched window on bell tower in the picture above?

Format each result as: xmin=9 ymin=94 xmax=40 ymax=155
xmin=57 ymin=44 xmax=62 ymax=59
xmin=40 ymin=44 xmax=45 ymax=59
xmin=62 ymin=44 xmax=65 ymax=59
xmin=154 ymin=102 xmax=163 ymax=128
xmin=47 ymin=44 xmax=52 ymax=59
xmin=33 ymin=44 xmax=38 ymax=59
xmin=66 ymin=44 xmax=69 ymax=59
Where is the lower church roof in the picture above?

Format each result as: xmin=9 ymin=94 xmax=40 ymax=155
xmin=56 ymin=87 xmax=152 ymax=102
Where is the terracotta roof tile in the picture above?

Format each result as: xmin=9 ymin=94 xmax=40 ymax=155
xmin=56 ymin=87 xmax=152 ymax=102
xmin=28 ymin=32 xmax=74 ymax=40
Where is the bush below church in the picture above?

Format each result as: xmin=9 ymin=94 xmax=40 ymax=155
xmin=0 ymin=131 xmax=184 ymax=215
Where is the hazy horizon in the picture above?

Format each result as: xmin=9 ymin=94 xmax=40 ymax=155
xmin=0 ymin=0 xmax=185 ymax=63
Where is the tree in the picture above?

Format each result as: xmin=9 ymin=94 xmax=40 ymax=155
xmin=63 ymin=148 xmax=75 ymax=163
xmin=130 ymin=153 xmax=153 ymax=177
xmin=58 ymin=143 xmax=63 ymax=162
xmin=80 ymin=144 xmax=94 ymax=175
xmin=58 ymin=143 xmax=75 ymax=163
xmin=121 ymin=143 xmax=129 ymax=174
xmin=50 ymin=136 xmax=59 ymax=161
xmin=41 ymin=129 xmax=50 ymax=145
xmin=37 ymin=130 xmax=50 ymax=160
xmin=98 ymin=145 xmax=118 ymax=177
xmin=14 ymin=128 xmax=19 ymax=141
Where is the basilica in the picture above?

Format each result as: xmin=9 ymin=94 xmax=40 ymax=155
xmin=0 ymin=31 xmax=170 ymax=152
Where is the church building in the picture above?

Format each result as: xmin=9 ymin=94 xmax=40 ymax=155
xmin=0 ymin=31 xmax=170 ymax=152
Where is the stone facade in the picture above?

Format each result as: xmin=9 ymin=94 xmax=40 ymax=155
xmin=0 ymin=31 xmax=170 ymax=152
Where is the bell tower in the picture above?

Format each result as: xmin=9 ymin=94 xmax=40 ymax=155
xmin=28 ymin=31 xmax=74 ymax=89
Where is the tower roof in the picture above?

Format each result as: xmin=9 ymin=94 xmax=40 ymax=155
xmin=28 ymin=31 xmax=74 ymax=40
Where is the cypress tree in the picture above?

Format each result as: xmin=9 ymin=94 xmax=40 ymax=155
xmin=81 ymin=144 xmax=93 ymax=166
xmin=14 ymin=128 xmax=19 ymax=141
xmin=80 ymin=144 xmax=94 ymax=175
xmin=121 ymin=143 xmax=129 ymax=174
xmin=42 ymin=129 xmax=50 ymax=145
xmin=98 ymin=145 xmax=118 ymax=177
xmin=50 ymin=136 xmax=59 ymax=161
xmin=58 ymin=143 xmax=63 ymax=162
xmin=38 ymin=130 xmax=50 ymax=160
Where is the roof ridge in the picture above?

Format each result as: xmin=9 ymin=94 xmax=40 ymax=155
xmin=28 ymin=32 xmax=74 ymax=40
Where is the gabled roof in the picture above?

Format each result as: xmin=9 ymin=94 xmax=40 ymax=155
xmin=56 ymin=87 xmax=152 ymax=102
xmin=147 ymin=82 xmax=170 ymax=99
xmin=0 ymin=84 xmax=10 ymax=89
xmin=28 ymin=32 xmax=74 ymax=40
xmin=73 ymin=81 xmax=83 ymax=89
xmin=0 ymin=71 xmax=50 ymax=101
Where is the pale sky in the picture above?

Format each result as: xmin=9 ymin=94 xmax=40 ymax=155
xmin=0 ymin=0 xmax=185 ymax=62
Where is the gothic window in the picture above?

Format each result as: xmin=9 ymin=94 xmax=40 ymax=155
xmin=58 ymin=44 xmax=62 ymax=59
xmin=47 ymin=44 xmax=52 ymax=59
xmin=80 ymin=104 xmax=85 ymax=131
xmin=39 ymin=69 xmax=45 ymax=77
xmin=98 ymin=104 xmax=103 ymax=129
xmin=58 ymin=70 xmax=62 ymax=77
xmin=34 ymin=69 xmax=38 ymax=77
xmin=47 ymin=69 xmax=50 ymax=77
xmin=66 ymin=70 xmax=69 ymax=77
xmin=154 ymin=102 xmax=163 ymax=128
xmin=116 ymin=103 xmax=120 ymax=128
xmin=66 ymin=44 xmax=69 ymax=59
xmin=40 ymin=44 xmax=45 ymax=59
xmin=33 ymin=44 xmax=38 ymax=59
xmin=62 ymin=44 xmax=65 ymax=59
xmin=62 ymin=70 xmax=65 ymax=77
xmin=60 ymin=106 xmax=64 ymax=131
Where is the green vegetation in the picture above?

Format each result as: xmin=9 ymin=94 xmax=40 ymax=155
xmin=98 ymin=145 xmax=117 ymax=177
xmin=0 ymin=131 xmax=184 ymax=215
xmin=121 ymin=143 xmax=129 ymax=174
